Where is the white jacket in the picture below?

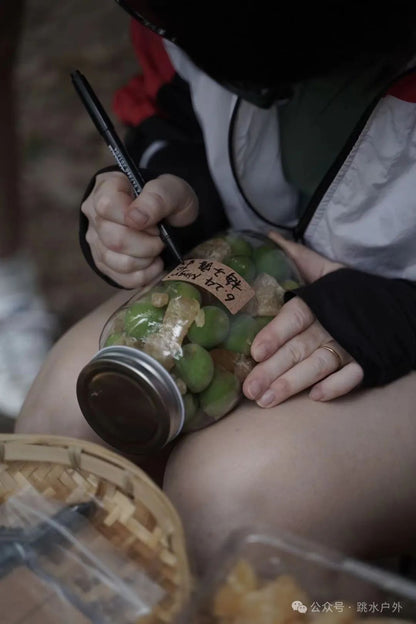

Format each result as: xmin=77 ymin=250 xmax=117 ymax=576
xmin=166 ymin=42 xmax=416 ymax=281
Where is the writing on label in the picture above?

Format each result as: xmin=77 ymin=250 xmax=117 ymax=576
xmin=163 ymin=258 xmax=255 ymax=314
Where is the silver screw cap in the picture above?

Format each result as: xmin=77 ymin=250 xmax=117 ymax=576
xmin=76 ymin=346 xmax=184 ymax=455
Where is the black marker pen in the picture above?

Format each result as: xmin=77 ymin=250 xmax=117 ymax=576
xmin=71 ymin=69 xmax=183 ymax=265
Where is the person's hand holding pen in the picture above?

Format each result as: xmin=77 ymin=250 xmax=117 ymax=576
xmin=81 ymin=170 xmax=198 ymax=289
xmin=73 ymin=69 xmax=191 ymax=288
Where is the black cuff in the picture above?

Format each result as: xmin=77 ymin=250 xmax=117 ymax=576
xmin=285 ymin=268 xmax=416 ymax=387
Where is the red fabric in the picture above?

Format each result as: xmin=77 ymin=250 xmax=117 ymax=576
xmin=112 ymin=21 xmax=175 ymax=126
xmin=387 ymin=71 xmax=416 ymax=103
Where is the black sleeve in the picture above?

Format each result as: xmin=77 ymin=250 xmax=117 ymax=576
xmin=122 ymin=73 xmax=228 ymax=252
xmin=79 ymin=73 xmax=228 ymax=288
xmin=79 ymin=165 xmax=124 ymax=289
xmin=285 ymin=267 xmax=416 ymax=387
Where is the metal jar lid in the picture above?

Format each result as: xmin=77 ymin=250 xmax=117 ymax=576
xmin=76 ymin=346 xmax=184 ymax=456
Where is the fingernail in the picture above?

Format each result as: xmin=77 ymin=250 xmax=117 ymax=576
xmin=309 ymin=387 xmax=322 ymax=400
xmin=257 ymin=390 xmax=276 ymax=407
xmin=252 ymin=343 xmax=270 ymax=362
xmin=246 ymin=380 xmax=262 ymax=399
xmin=129 ymin=209 xmax=148 ymax=226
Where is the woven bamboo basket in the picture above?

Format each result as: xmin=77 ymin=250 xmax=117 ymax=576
xmin=0 ymin=434 xmax=192 ymax=624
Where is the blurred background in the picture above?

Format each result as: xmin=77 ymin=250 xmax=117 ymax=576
xmin=0 ymin=0 xmax=141 ymax=429
xmin=18 ymin=0 xmax=137 ymax=326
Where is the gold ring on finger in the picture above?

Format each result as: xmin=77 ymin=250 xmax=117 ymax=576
xmin=320 ymin=344 xmax=343 ymax=371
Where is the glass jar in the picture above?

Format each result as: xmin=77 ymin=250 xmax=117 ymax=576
xmin=77 ymin=230 xmax=302 ymax=455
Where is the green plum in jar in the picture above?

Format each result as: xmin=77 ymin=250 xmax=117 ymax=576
xmin=174 ymin=343 xmax=215 ymax=393
xmin=77 ymin=229 xmax=303 ymax=455
xmin=188 ymin=306 xmax=230 ymax=349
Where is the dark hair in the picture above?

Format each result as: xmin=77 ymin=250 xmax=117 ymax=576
xmin=145 ymin=1 xmax=416 ymax=86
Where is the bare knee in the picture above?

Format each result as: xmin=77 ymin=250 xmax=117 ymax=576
xmin=15 ymin=291 xmax=130 ymax=441
xmin=15 ymin=326 xmax=102 ymax=441
xmin=163 ymin=408 xmax=348 ymax=574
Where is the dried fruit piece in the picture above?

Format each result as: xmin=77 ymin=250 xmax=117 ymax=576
xmin=234 ymin=353 xmax=256 ymax=383
xmin=191 ymin=237 xmax=232 ymax=262
xmin=142 ymin=296 xmax=200 ymax=370
xmin=194 ymin=308 xmax=206 ymax=327
xmin=103 ymin=332 xmax=141 ymax=349
xmin=210 ymin=348 xmax=255 ymax=383
xmin=252 ymin=273 xmax=285 ymax=317
xmin=141 ymin=284 xmax=168 ymax=302
xmin=151 ymin=291 xmax=169 ymax=307
xmin=212 ymin=562 xmax=311 ymax=624
xmin=213 ymin=559 xmax=258 ymax=618
xmin=210 ymin=348 xmax=239 ymax=373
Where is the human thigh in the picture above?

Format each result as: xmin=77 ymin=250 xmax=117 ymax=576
xmin=164 ymin=373 xmax=416 ymax=571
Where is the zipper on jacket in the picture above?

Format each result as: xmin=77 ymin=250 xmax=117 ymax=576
xmin=228 ymin=66 xmax=416 ymax=242
xmin=292 ymin=97 xmax=380 ymax=241
xmin=294 ymin=65 xmax=416 ymax=241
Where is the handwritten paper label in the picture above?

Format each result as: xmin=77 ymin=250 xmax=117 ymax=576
xmin=163 ymin=258 xmax=255 ymax=314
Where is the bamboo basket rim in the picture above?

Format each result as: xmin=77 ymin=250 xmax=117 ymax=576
xmin=0 ymin=433 xmax=192 ymax=620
